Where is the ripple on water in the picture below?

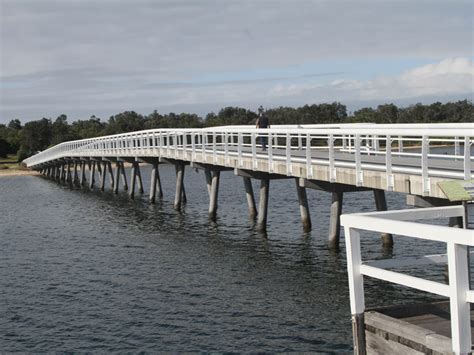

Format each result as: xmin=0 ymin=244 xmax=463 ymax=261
xmin=0 ymin=171 xmax=450 ymax=352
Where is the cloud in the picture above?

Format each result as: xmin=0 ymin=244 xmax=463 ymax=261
xmin=0 ymin=1 xmax=473 ymax=121
xmin=268 ymin=57 xmax=474 ymax=103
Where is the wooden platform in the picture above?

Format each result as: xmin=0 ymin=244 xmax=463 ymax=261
xmin=363 ymin=302 xmax=473 ymax=354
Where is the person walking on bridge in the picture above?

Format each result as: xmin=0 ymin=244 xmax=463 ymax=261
xmin=256 ymin=106 xmax=270 ymax=151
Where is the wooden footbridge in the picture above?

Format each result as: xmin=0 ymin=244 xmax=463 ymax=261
xmin=24 ymin=123 xmax=473 ymax=249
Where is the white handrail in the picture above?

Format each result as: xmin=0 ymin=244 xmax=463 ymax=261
xmin=341 ymin=205 xmax=473 ymax=354
xmin=24 ymin=124 xmax=473 ymax=194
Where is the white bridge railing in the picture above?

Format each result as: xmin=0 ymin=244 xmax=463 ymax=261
xmin=341 ymin=205 xmax=473 ymax=354
xmin=24 ymin=123 xmax=473 ymax=194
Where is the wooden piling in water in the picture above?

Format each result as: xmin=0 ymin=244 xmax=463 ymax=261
xmin=204 ymin=169 xmax=212 ymax=196
xmin=243 ymin=177 xmax=257 ymax=218
xmin=100 ymin=161 xmax=107 ymax=191
xmin=136 ymin=163 xmax=144 ymax=194
xmin=328 ymin=191 xmax=343 ymax=249
xmin=149 ymin=161 xmax=158 ymax=203
xmin=174 ymin=163 xmax=185 ymax=210
xmin=80 ymin=161 xmax=86 ymax=186
xmin=129 ymin=162 xmax=138 ymax=199
xmin=114 ymin=161 xmax=121 ymax=194
xmin=208 ymin=170 xmax=220 ymax=220
xmin=373 ymin=189 xmax=393 ymax=247
xmin=89 ymin=161 xmax=96 ymax=189
xmin=295 ymin=178 xmax=312 ymax=232
xmin=120 ymin=162 xmax=128 ymax=191
xmin=257 ymin=179 xmax=270 ymax=230
xmin=107 ymin=161 xmax=114 ymax=189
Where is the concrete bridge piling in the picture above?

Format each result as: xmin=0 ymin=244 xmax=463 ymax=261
xmin=27 ymin=124 xmax=472 ymax=250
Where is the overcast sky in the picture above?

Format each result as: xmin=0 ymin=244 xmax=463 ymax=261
xmin=0 ymin=0 xmax=473 ymax=123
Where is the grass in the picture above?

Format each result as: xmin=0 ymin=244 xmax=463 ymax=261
xmin=0 ymin=154 xmax=21 ymax=170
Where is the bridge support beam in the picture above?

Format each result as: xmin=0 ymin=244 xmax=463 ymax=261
xmin=204 ymin=169 xmax=212 ymax=196
xmin=120 ymin=162 xmax=128 ymax=191
xmin=89 ymin=161 xmax=96 ymax=189
xmin=107 ymin=161 xmax=114 ymax=190
xmin=114 ymin=161 xmax=121 ymax=194
xmin=96 ymin=160 xmax=103 ymax=187
xmin=243 ymin=177 xmax=257 ymax=219
xmin=208 ymin=170 xmax=220 ymax=220
xmin=149 ymin=161 xmax=163 ymax=203
xmin=374 ymin=189 xmax=393 ymax=247
xmin=328 ymin=191 xmax=343 ymax=250
xmin=174 ymin=163 xmax=185 ymax=210
xmin=80 ymin=161 xmax=87 ymax=186
xmin=129 ymin=162 xmax=138 ymax=199
xmin=100 ymin=161 xmax=107 ymax=191
xmin=295 ymin=178 xmax=312 ymax=232
xmin=257 ymin=179 xmax=270 ymax=230
xmin=73 ymin=161 xmax=79 ymax=185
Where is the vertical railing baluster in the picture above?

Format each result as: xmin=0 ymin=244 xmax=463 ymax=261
xmin=421 ymin=135 xmax=430 ymax=195
xmin=355 ymin=134 xmax=362 ymax=186
xmin=464 ymin=136 xmax=471 ymax=181
xmin=386 ymin=135 xmax=394 ymax=191
xmin=286 ymin=133 xmax=291 ymax=176
xmin=306 ymin=133 xmax=312 ymax=179
xmin=329 ymin=134 xmax=335 ymax=182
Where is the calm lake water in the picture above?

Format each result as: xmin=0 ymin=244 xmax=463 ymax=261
xmin=0 ymin=164 xmax=457 ymax=352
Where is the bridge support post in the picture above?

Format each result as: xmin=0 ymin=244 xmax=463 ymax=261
xmin=328 ymin=191 xmax=343 ymax=250
xmin=129 ymin=162 xmax=138 ymax=199
xmin=100 ymin=161 xmax=107 ymax=191
xmin=149 ymin=161 xmax=161 ymax=203
xmin=96 ymin=160 xmax=103 ymax=187
xmin=107 ymin=161 xmax=114 ymax=189
xmin=59 ymin=164 xmax=64 ymax=182
xmin=73 ymin=162 xmax=79 ymax=185
xmin=204 ymin=169 xmax=212 ymax=196
xmin=257 ymin=179 xmax=270 ymax=230
xmin=295 ymin=178 xmax=311 ymax=232
xmin=66 ymin=163 xmax=72 ymax=186
xmin=136 ymin=163 xmax=144 ymax=194
xmin=89 ymin=161 xmax=96 ymax=189
xmin=120 ymin=162 xmax=128 ymax=191
xmin=243 ymin=177 xmax=257 ymax=218
xmin=374 ymin=189 xmax=393 ymax=247
xmin=208 ymin=170 xmax=220 ymax=220
xmin=80 ymin=161 xmax=86 ymax=186
xmin=114 ymin=161 xmax=120 ymax=194
xmin=174 ymin=163 xmax=185 ymax=210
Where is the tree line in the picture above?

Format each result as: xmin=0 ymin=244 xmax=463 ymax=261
xmin=0 ymin=100 xmax=472 ymax=161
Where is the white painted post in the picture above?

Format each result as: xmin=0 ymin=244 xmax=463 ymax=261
xmin=421 ymin=135 xmax=430 ymax=196
xmin=213 ymin=131 xmax=217 ymax=164
xmin=447 ymin=242 xmax=471 ymax=354
xmin=464 ymin=136 xmax=471 ymax=181
xmin=251 ymin=132 xmax=257 ymax=170
xmin=454 ymin=136 xmax=460 ymax=157
xmin=286 ymin=133 xmax=292 ymax=176
xmin=238 ymin=133 xmax=243 ymax=167
xmin=306 ymin=133 xmax=312 ymax=179
xmin=268 ymin=132 xmax=273 ymax=173
xmin=386 ymin=135 xmax=394 ymax=191
xmin=355 ymin=134 xmax=362 ymax=186
xmin=328 ymin=134 xmax=336 ymax=182
xmin=344 ymin=227 xmax=366 ymax=355
xmin=224 ymin=132 xmax=229 ymax=166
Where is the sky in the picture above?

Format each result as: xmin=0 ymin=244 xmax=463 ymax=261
xmin=0 ymin=0 xmax=473 ymax=123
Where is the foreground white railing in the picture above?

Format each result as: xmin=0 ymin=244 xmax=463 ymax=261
xmin=24 ymin=124 xmax=473 ymax=194
xmin=341 ymin=205 xmax=473 ymax=354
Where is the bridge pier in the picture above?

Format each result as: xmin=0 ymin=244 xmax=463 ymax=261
xmin=107 ymin=161 xmax=114 ymax=189
xmin=328 ymin=191 xmax=343 ymax=250
xmin=208 ymin=170 xmax=220 ymax=220
xmin=257 ymin=178 xmax=270 ymax=230
xmin=80 ymin=161 xmax=87 ymax=186
xmin=174 ymin=163 xmax=185 ymax=210
xmin=129 ymin=161 xmax=138 ymax=199
xmin=114 ymin=161 xmax=121 ymax=194
xmin=120 ymin=162 xmax=128 ymax=191
xmin=89 ymin=161 xmax=96 ymax=188
xmin=243 ymin=177 xmax=257 ymax=219
xmin=149 ymin=160 xmax=163 ymax=203
xmin=96 ymin=160 xmax=103 ymax=187
xmin=373 ymin=189 xmax=393 ymax=247
xmin=295 ymin=178 xmax=312 ymax=232
xmin=73 ymin=161 xmax=79 ymax=185
xmin=100 ymin=161 xmax=107 ymax=191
